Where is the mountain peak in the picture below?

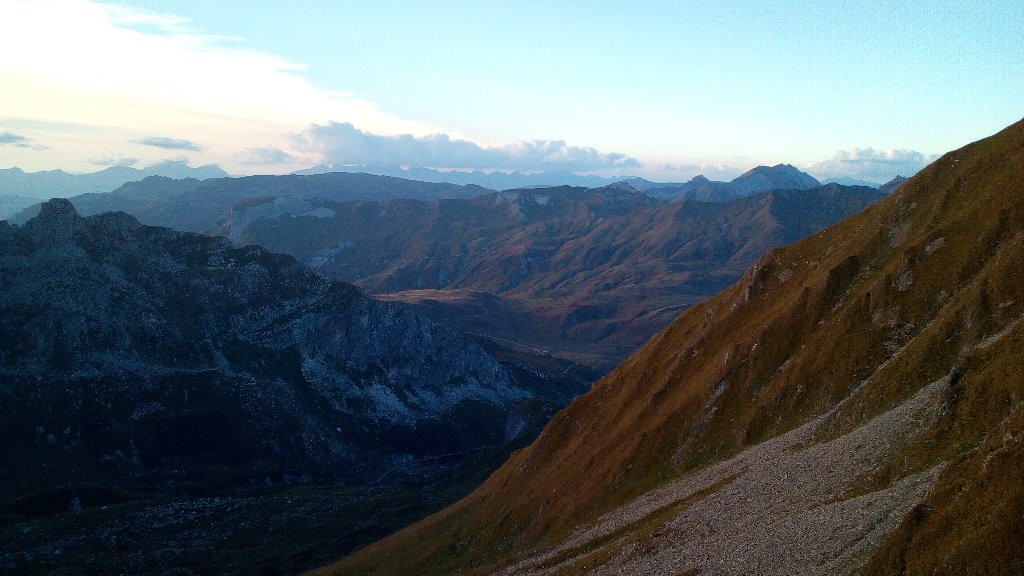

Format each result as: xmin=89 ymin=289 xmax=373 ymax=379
xmin=878 ymin=175 xmax=909 ymax=194
xmin=740 ymin=163 xmax=801 ymax=177
xmin=37 ymin=197 xmax=79 ymax=220
xmin=20 ymin=198 xmax=84 ymax=242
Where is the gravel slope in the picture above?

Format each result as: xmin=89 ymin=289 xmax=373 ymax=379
xmin=499 ymin=377 xmax=949 ymax=575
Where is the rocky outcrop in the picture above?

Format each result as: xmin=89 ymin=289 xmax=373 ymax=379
xmin=0 ymin=200 xmax=533 ymax=488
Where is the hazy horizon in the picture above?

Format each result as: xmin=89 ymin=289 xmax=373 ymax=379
xmin=2 ymin=0 xmax=1021 ymax=184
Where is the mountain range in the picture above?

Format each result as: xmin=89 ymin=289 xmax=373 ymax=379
xmin=293 ymin=164 xmax=637 ymax=190
xmin=0 ymin=200 xmax=582 ymax=574
xmin=9 ymin=172 xmax=494 ymax=231
xmin=321 ymin=119 xmax=1024 ymax=574
xmin=235 ymin=183 xmax=883 ymax=371
xmin=0 ymin=161 xmax=228 ymax=220
xmin=9 ymin=169 xmax=882 ymax=372
xmin=292 ymin=163 xmax=912 ymax=195
xmin=0 ymin=161 xmax=228 ymax=199
xmin=639 ymin=164 xmax=822 ymax=201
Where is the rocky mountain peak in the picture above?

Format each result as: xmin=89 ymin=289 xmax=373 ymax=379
xmin=37 ymin=197 xmax=80 ymax=221
xmin=20 ymin=197 xmax=85 ymax=243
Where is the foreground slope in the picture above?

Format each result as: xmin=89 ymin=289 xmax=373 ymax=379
xmin=322 ymin=119 xmax=1024 ymax=575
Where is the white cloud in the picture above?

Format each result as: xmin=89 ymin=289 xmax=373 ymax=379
xmin=235 ymin=146 xmax=295 ymax=166
xmin=0 ymin=0 xmax=433 ymax=173
xmin=88 ymin=155 xmax=138 ymax=167
xmin=805 ymin=147 xmax=939 ymax=184
xmin=133 ymin=136 xmax=203 ymax=152
xmin=0 ymin=0 xmax=646 ymax=177
xmin=297 ymin=122 xmax=640 ymax=172
xmin=0 ymin=132 xmax=46 ymax=150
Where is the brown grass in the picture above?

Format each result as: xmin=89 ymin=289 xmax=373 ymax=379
xmin=315 ymin=117 xmax=1024 ymax=575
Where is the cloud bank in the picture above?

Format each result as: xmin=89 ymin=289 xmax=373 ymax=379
xmin=133 ymin=136 xmax=203 ymax=152
xmin=806 ymin=147 xmax=939 ymax=184
xmin=298 ymin=122 xmax=640 ymax=172
xmin=235 ymin=146 xmax=294 ymax=165
xmin=0 ymin=0 xmax=434 ymax=174
xmin=89 ymin=155 xmax=138 ymax=167
xmin=0 ymin=132 xmax=46 ymax=150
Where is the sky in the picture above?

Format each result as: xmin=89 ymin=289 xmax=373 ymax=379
xmin=0 ymin=0 xmax=1021 ymax=183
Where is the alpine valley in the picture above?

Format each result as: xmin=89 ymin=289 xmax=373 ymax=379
xmin=320 ymin=119 xmax=1024 ymax=575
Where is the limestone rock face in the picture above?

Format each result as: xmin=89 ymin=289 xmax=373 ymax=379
xmin=0 ymin=200 xmax=530 ymax=488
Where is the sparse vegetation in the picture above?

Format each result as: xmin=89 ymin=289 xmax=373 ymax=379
xmin=320 ymin=119 xmax=1024 ymax=575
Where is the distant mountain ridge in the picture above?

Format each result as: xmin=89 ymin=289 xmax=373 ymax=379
xmin=823 ymin=175 xmax=882 ymax=187
xmin=0 ymin=160 xmax=228 ymax=200
xmin=9 ymin=172 xmax=493 ymax=229
xmin=292 ymin=163 xmax=822 ymax=200
xmin=293 ymin=164 xmax=648 ymax=190
xmin=641 ymin=163 xmax=822 ymax=201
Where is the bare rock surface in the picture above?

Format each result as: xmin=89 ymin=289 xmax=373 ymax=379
xmin=499 ymin=377 xmax=948 ymax=575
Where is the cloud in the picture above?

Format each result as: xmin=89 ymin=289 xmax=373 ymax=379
xmin=806 ymin=148 xmax=939 ymax=184
xmin=0 ymin=132 xmax=46 ymax=150
xmin=133 ymin=136 xmax=203 ymax=151
xmin=89 ymin=155 xmax=138 ymax=166
xmin=297 ymin=122 xmax=640 ymax=172
xmin=0 ymin=0 xmax=434 ymax=174
xmin=235 ymin=146 xmax=294 ymax=165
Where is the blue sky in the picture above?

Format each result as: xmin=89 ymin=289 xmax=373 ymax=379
xmin=1 ymin=0 xmax=1021 ymax=182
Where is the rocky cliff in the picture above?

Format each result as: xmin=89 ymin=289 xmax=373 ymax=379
xmin=0 ymin=200 xmax=572 ymax=574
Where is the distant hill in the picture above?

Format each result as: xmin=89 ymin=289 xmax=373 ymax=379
xmin=324 ymin=119 xmax=1024 ymax=576
xmin=0 ymin=160 xmax=228 ymax=200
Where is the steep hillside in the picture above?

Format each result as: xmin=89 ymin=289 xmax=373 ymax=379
xmin=321 ymin=120 xmax=1024 ymax=574
xmin=0 ymin=200 xmax=579 ymax=574
xmin=240 ymin=184 xmax=881 ymax=370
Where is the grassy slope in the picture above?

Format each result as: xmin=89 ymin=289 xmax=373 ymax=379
xmin=317 ymin=118 xmax=1024 ymax=575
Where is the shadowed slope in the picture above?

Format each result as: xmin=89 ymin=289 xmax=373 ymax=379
xmin=244 ymin=184 xmax=881 ymax=371
xmin=320 ymin=118 xmax=1024 ymax=575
